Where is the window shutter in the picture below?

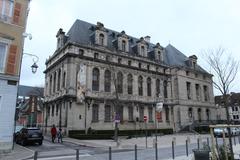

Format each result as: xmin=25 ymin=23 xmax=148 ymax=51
xmin=6 ymin=45 xmax=17 ymax=74
xmin=12 ymin=2 xmax=21 ymax=24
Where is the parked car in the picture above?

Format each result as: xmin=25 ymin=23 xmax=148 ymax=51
xmin=13 ymin=125 xmax=24 ymax=141
xmin=15 ymin=127 xmax=43 ymax=146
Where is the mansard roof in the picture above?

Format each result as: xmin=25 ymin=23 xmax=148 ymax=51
xmin=65 ymin=19 xmax=208 ymax=74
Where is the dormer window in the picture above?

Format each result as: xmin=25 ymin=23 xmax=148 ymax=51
xmin=154 ymin=43 xmax=163 ymax=61
xmin=128 ymin=60 xmax=131 ymax=66
xmin=158 ymin=51 xmax=161 ymax=61
xmin=137 ymin=37 xmax=147 ymax=57
xmin=94 ymin=52 xmax=99 ymax=59
xmin=141 ymin=46 xmax=145 ymax=56
xmin=118 ymin=58 xmax=122 ymax=64
xmin=139 ymin=63 xmax=142 ymax=69
xmin=122 ymin=40 xmax=126 ymax=52
xmin=99 ymin=33 xmax=104 ymax=46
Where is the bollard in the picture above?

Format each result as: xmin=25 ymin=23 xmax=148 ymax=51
xmin=76 ymin=149 xmax=79 ymax=160
xmin=186 ymin=139 xmax=188 ymax=157
xmin=155 ymin=142 xmax=158 ymax=160
xmin=33 ymin=151 xmax=38 ymax=160
xmin=197 ymin=138 xmax=200 ymax=149
xmin=109 ymin=147 xmax=112 ymax=160
xmin=172 ymin=141 xmax=175 ymax=159
xmin=135 ymin=144 xmax=137 ymax=160
xmin=207 ymin=137 xmax=210 ymax=146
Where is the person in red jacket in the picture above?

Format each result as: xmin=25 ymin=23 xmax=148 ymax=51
xmin=51 ymin=124 xmax=57 ymax=143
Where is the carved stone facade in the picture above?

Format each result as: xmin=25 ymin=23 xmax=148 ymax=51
xmin=43 ymin=20 xmax=216 ymax=135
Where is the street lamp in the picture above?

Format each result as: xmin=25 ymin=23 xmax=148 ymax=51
xmin=23 ymin=52 xmax=39 ymax=73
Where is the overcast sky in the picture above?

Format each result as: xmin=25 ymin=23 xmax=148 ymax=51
xmin=20 ymin=0 xmax=240 ymax=95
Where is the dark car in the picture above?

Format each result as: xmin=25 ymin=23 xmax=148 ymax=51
xmin=15 ymin=127 xmax=43 ymax=146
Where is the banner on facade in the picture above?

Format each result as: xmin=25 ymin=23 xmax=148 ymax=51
xmin=77 ymin=63 xmax=87 ymax=103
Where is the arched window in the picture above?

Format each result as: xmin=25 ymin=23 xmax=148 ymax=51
xmin=206 ymin=109 xmax=210 ymax=121
xmin=57 ymin=69 xmax=61 ymax=91
xmin=138 ymin=76 xmax=143 ymax=96
xmin=147 ymin=77 xmax=151 ymax=96
xmin=127 ymin=74 xmax=133 ymax=94
xmin=92 ymin=68 xmax=100 ymax=91
xmin=188 ymin=108 xmax=193 ymax=121
xmin=92 ymin=104 xmax=99 ymax=122
xmin=198 ymin=108 xmax=202 ymax=122
xmin=141 ymin=46 xmax=145 ymax=56
xmin=99 ymin=33 xmax=104 ymax=46
xmin=122 ymin=40 xmax=126 ymax=52
xmin=104 ymin=105 xmax=111 ymax=122
xmin=163 ymin=80 xmax=168 ymax=98
xmin=156 ymin=79 xmax=160 ymax=96
xmin=104 ymin=70 xmax=111 ymax=92
xmin=117 ymin=72 xmax=123 ymax=93
xmin=49 ymin=75 xmax=52 ymax=94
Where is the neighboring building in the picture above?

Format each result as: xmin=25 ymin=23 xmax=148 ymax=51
xmin=16 ymin=85 xmax=44 ymax=127
xmin=43 ymin=20 xmax=216 ymax=136
xmin=215 ymin=93 xmax=240 ymax=122
xmin=0 ymin=0 xmax=30 ymax=152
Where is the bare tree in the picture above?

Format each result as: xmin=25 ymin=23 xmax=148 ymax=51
xmin=203 ymin=47 xmax=239 ymax=160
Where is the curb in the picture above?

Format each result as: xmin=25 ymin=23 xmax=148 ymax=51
xmin=15 ymin=144 xmax=34 ymax=160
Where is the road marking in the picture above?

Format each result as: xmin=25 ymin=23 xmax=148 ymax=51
xmin=36 ymin=154 xmax=91 ymax=160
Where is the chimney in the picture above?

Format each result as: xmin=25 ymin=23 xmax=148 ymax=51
xmin=144 ymin=36 xmax=151 ymax=43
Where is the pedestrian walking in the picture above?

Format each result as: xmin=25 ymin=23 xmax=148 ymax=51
xmin=51 ymin=124 xmax=57 ymax=143
xmin=57 ymin=128 xmax=63 ymax=143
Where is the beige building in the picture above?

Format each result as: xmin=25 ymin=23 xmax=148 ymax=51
xmin=43 ymin=20 xmax=216 ymax=136
xmin=0 ymin=0 xmax=30 ymax=152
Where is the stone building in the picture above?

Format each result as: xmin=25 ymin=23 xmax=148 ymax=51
xmin=43 ymin=19 xmax=216 ymax=136
xmin=0 ymin=0 xmax=30 ymax=152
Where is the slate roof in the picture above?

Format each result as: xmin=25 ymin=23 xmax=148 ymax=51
xmin=18 ymin=85 xmax=44 ymax=97
xmin=65 ymin=19 xmax=208 ymax=74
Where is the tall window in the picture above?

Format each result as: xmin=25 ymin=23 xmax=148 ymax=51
xmin=127 ymin=74 xmax=133 ymax=94
xmin=94 ymin=52 xmax=99 ymax=59
xmin=53 ymin=72 xmax=56 ymax=93
xmin=206 ymin=109 xmax=210 ymax=121
xmin=0 ymin=0 xmax=14 ymax=22
xmin=122 ymin=40 xmax=126 ymax=52
xmin=99 ymin=33 xmax=104 ymax=46
xmin=138 ymin=76 xmax=143 ymax=96
xmin=49 ymin=75 xmax=52 ymax=95
xmin=186 ymin=82 xmax=191 ymax=99
xmin=56 ymin=104 xmax=59 ymax=116
xmin=165 ymin=106 xmax=169 ymax=122
xmin=104 ymin=105 xmax=111 ymax=122
xmin=148 ymin=107 xmax=153 ymax=122
xmin=92 ymin=104 xmax=99 ymax=122
xmin=188 ymin=108 xmax=193 ymax=121
xmin=140 ymin=46 xmax=145 ymax=56
xmin=104 ymin=70 xmax=111 ymax=92
xmin=92 ymin=68 xmax=100 ymax=91
xmin=128 ymin=106 xmax=133 ymax=121
xmin=51 ymin=105 xmax=55 ymax=117
xmin=138 ymin=63 xmax=142 ymax=68
xmin=158 ymin=51 xmax=161 ymax=61
xmin=195 ymin=84 xmax=200 ymax=101
xmin=62 ymin=72 xmax=66 ymax=88
xmin=198 ymin=108 xmax=201 ymax=122
xmin=57 ymin=69 xmax=61 ymax=91
xmin=116 ymin=106 xmax=123 ymax=122
xmin=163 ymin=80 xmax=168 ymax=98
xmin=139 ymin=106 xmax=144 ymax=122
xmin=203 ymin=85 xmax=209 ymax=101
xmin=0 ymin=42 xmax=7 ymax=73
xmin=156 ymin=79 xmax=160 ymax=96
xmin=117 ymin=72 xmax=123 ymax=93
xmin=147 ymin=77 xmax=151 ymax=96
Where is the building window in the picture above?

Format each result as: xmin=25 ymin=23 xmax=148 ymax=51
xmin=186 ymin=82 xmax=191 ymax=99
xmin=139 ymin=106 xmax=144 ymax=122
xmin=92 ymin=104 xmax=99 ymax=122
xmin=163 ymin=80 xmax=168 ymax=98
xmin=128 ymin=106 xmax=133 ymax=121
xmin=188 ymin=108 xmax=193 ymax=120
xmin=195 ymin=84 xmax=200 ymax=101
xmin=49 ymin=75 xmax=52 ymax=94
xmin=138 ymin=76 xmax=143 ymax=96
xmin=138 ymin=63 xmax=142 ymax=69
xmin=203 ymin=85 xmax=209 ymax=101
xmin=127 ymin=74 xmax=133 ymax=94
xmin=0 ymin=42 xmax=8 ymax=73
xmin=147 ymin=77 xmax=151 ymax=96
xmin=52 ymin=105 xmax=55 ymax=117
xmin=0 ymin=0 xmax=14 ymax=22
xmin=117 ymin=72 xmax=123 ymax=93
xmin=140 ymin=46 xmax=145 ymax=56
xmin=206 ymin=109 xmax=210 ymax=121
xmin=156 ymin=79 xmax=160 ymax=97
xmin=118 ymin=58 xmax=122 ymax=64
xmin=53 ymin=72 xmax=56 ymax=93
xmin=104 ymin=70 xmax=111 ymax=92
xmin=106 ymin=55 xmax=110 ymax=62
xmin=148 ymin=107 xmax=153 ymax=122
xmin=62 ymin=72 xmax=66 ymax=88
xmin=165 ymin=106 xmax=169 ymax=122
xmin=158 ymin=51 xmax=161 ymax=61
xmin=99 ymin=33 xmax=104 ymax=46
xmin=104 ymin=105 xmax=111 ymax=122
xmin=147 ymin=65 xmax=150 ymax=71
xmin=92 ymin=68 xmax=100 ymax=91
xmin=122 ymin=40 xmax=126 ymax=52
xmin=79 ymin=49 xmax=84 ymax=56
xmin=57 ymin=69 xmax=61 ymax=91
xmin=56 ymin=104 xmax=59 ymax=116
xmin=193 ymin=61 xmax=196 ymax=69
xmin=128 ymin=60 xmax=131 ymax=66
xmin=198 ymin=108 xmax=201 ymax=122
xmin=94 ymin=52 xmax=99 ymax=59
xmin=186 ymin=71 xmax=189 ymax=76
xmin=116 ymin=105 xmax=123 ymax=122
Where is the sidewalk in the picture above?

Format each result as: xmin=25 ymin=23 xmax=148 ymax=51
xmin=0 ymin=144 xmax=34 ymax=160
